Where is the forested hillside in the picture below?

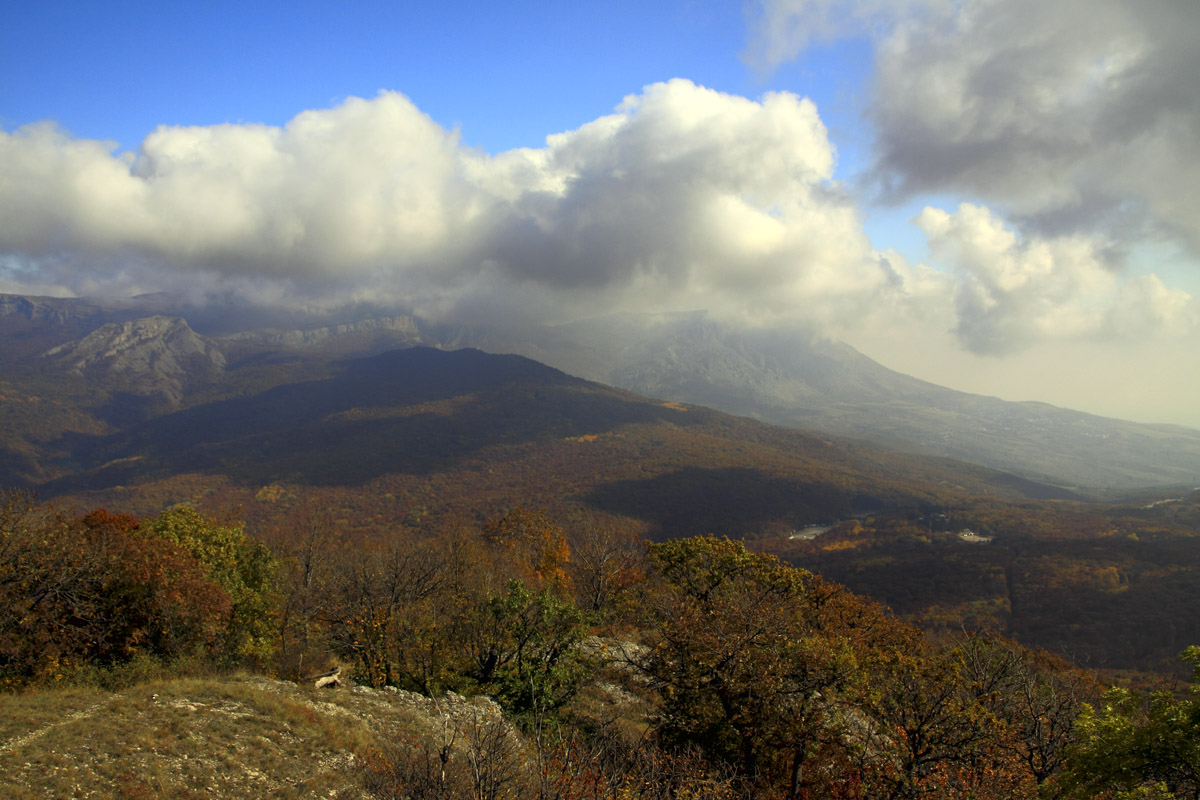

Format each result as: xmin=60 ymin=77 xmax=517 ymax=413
xmin=4 ymin=316 xmax=1200 ymax=797
xmin=4 ymin=344 xmax=1197 ymax=677
xmin=3 ymin=493 xmax=1199 ymax=799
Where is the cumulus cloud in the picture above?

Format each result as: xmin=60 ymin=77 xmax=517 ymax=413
xmin=917 ymin=203 xmax=1195 ymax=354
xmin=0 ymin=80 xmax=906 ymax=329
xmin=0 ymin=95 xmax=471 ymax=277
xmin=3 ymin=76 xmax=1192 ymax=360
xmin=749 ymin=0 xmax=1200 ymax=258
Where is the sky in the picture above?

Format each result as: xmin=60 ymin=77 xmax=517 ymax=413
xmin=2 ymin=0 xmax=1198 ymax=428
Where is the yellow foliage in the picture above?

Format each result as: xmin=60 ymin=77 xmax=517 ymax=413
xmin=255 ymin=484 xmax=296 ymax=504
xmin=822 ymin=539 xmax=867 ymax=552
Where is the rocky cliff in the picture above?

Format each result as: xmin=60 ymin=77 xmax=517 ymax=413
xmin=45 ymin=315 xmax=226 ymax=404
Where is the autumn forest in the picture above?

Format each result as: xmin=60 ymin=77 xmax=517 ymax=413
xmin=2 ymin=309 xmax=1200 ymax=798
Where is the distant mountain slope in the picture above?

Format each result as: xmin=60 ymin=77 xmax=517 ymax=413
xmin=45 ymin=315 xmax=226 ymax=404
xmin=0 ymin=294 xmax=112 ymax=362
xmin=4 ymin=292 xmax=1197 ymax=490
xmin=16 ymin=344 xmax=1085 ymax=546
xmin=439 ymin=312 xmax=1200 ymax=490
xmin=45 ymin=347 xmax=645 ymax=489
xmin=224 ymin=314 xmax=425 ymax=353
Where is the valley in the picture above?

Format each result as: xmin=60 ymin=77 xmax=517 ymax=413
xmin=2 ymin=292 xmax=1200 ymax=799
xmin=1 ymin=292 xmax=1198 ymax=678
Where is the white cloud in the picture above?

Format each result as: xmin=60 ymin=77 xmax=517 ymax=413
xmin=3 ymin=72 xmax=1198 ymax=426
xmin=0 ymin=95 xmax=471 ymax=278
xmin=0 ymin=81 xmax=904 ymax=329
xmin=917 ymin=203 xmax=1196 ymax=354
xmin=3 ymin=77 xmax=1194 ymax=387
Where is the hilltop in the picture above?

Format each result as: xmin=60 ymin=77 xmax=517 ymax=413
xmin=0 ymin=673 xmax=515 ymax=799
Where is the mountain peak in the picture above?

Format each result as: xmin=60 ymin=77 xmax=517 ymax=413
xmin=45 ymin=315 xmax=225 ymax=404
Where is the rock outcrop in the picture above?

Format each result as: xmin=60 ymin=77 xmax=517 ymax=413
xmin=225 ymin=315 xmax=422 ymax=352
xmin=45 ymin=315 xmax=226 ymax=404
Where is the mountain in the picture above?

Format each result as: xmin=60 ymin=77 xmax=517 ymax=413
xmin=224 ymin=314 xmax=425 ymax=353
xmin=0 ymin=293 xmax=112 ymax=363
xmin=437 ymin=311 xmax=1200 ymax=490
xmin=4 ymin=301 xmax=1200 ymax=675
xmin=33 ymin=344 xmax=1050 ymax=525
xmin=3 ymin=292 xmax=1198 ymax=490
xmin=44 ymin=315 xmax=226 ymax=404
xmin=1 ymin=322 xmax=1088 ymax=544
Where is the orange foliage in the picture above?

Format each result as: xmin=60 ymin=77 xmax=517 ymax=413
xmin=483 ymin=506 xmax=572 ymax=591
xmin=79 ymin=507 xmax=142 ymax=533
xmin=0 ymin=495 xmax=232 ymax=685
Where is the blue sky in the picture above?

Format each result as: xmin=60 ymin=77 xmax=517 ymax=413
xmin=4 ymin=3 xmax=770 ymax=149
xmin=2 ymin=0 xmax=1198 ymax=426
xmin=0 ymin=2 xmax=876 ymax=187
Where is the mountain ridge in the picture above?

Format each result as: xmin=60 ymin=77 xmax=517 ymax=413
xmin=435 ymin=311 xmax=1200 ymax=490
xmin=3 ymin=292 xmax=1197 ymax=490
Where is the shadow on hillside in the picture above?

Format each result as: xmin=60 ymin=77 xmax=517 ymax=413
xmin=95 ymin=391 xmax=165 ymax=428
xmin=0 ymin=447 xmax=37 ymax=489
xmin=583 ymin=466 xmax=852 ymax=540
xmin=40 ymin=347 xmax=697 ymax=491
xmin=801 ymin=527 xmax=1200 ymax=676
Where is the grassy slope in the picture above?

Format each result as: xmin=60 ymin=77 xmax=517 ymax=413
xmin=0 ymin=674 xmax=470 ymax=799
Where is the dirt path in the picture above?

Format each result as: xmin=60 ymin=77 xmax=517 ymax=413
xmin=0 ymin=695 xmax=120 ymax=753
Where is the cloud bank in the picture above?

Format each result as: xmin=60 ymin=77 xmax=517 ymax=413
xmin=0 ymin=81 xmax=897 ymax=326
xmin=0 ymin=74 xmax=1193 ymax=355
xmin=873 ymin=0 xmax=1200 ymax=250
xmin=918 ymin=204 xmax=1194 ymax=355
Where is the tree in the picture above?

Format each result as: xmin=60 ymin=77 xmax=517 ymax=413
xmin=325 ymin=536 xmax=463 ymax=692
xmin=1061 ymin=647 xmax=1200 ymax=799
xmin=145 ymin=507 xmax=277 ymax=664
xmin=482 ymin=506 xmax=572 ymax=592
xmin=862 ymin=644 xmax=1017 ymax=799
xmin=81 ymin=511 xmax=232 ymax=668
xmin=955 ymin=634 xmax=1097 ymax=795
xmin=0 ymin=494 xmax=230 ymax=686
xmin=268 ymin=504 xmax=341 ymax=679
xmin=466 ymin=579 xmax=587 ymax=715
xmin=566 ymin=516 xmax=642 ymax=617
xmin=638 ymin=536 xmax=864 ymax=797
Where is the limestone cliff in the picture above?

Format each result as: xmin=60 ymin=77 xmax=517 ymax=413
xmin=45 ymin=315 xmax=226 ymax=404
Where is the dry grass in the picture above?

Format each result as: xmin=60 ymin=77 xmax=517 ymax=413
xmin=0 ymin=686 xmax=113 ymax=750
xmin=0 ymin=674 xmax=439 ymax=799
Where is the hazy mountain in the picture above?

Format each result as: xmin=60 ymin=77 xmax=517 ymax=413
xmin=0 ymin=292 xmax=1080 ymax=519
xmin=29 ymin=344 xmax=1086 ymax=538
xmin=0 ymin=294 xmax=113 ymax=362
xmin=439 ymin=311 xmax=1200 ymax=490
xmin=4 ymin=292 xmax=1198 ymax=491
xmin=224 ymin=314 xmax=425 ymax=354
xmin=9 ymin=309 xmax=1198 ymax=677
